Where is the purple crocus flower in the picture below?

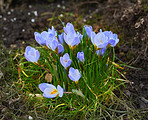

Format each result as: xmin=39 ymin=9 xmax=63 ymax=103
xmin=39 ymin=83 xmax=64 ymax=98
xmin=60 ymin=53 xmax=71 ymax=68
xmin=63 ymin=23 xmax=81 ymax=48
xmin=77 ymin=51 xmax=85 ymax=62
xmin=58 ymin=32 xmax=64 ymax=44
xmin=96 ymin=47 xmax=106 ymax=56
xmin=24 ymin=46 xmax=40 ymax=63
xmin=46 ymin=34 xmax=58 ymax=51
xmin=100 ymin=30 xmax=119 ymax=47
xmin=48 ymin=26 xmax=57 ymax=37
xmin=68 ymin=67 xmax=81 ymax=82
xmin=91 ymin=31 xmax=108 ymax=49
xmin=84 ymin=25 xmax=93 ymax=38
xmin=63 ymin=22 xmax=75 ymax=34
xmin=58 ymin=43 xmax=64 ymax=54
xmin=34 ymin=31 xmax=48 ymax=46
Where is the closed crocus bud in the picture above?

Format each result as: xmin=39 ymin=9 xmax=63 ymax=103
xmin=34 ymin=31 xmax=48 ymax=46
xmin=77 ymin=51 xmax=85 ymax=62
xmin=96 ymin=47 xmax=106 ymax=56
xmin=58 ymin=43 xmax=64 ymax=54
xmin=68 ymin=67 xmax=81 ymax=83
xmin=84 ymin=25 xmax=93 ymax=38
xmin=39 ymin=83 xmax=64 ymax=98
xmin=46 ymin=34 xmax=58 ymax=51
xmin=24 ymin=46 xmax=40 ymax=63
xmin=91 ymin=32 xmax=108 ymax=50
xmin=60 ymin=53 xmax=71 ymax=68
xmin=58 ymin=33 xmax=64 ymax=44
xmin=63 ymin=22 xmax=75 ymax=34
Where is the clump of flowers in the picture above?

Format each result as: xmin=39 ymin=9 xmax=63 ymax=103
xmin=21 ymin=22 xmax=123 ymax=102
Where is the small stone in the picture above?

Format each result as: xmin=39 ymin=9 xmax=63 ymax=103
xmin=62 ymin=6 xmax=65 ymax=9
xmin=57 ymin=4 xmax=61 ymax=8
xmin=10 ymin=44 xmax=17 ymax=49
xmin=29 ymin=116 xmax=33 ymax=119
xmin=31 ymin=19 xmax=35 ymax=23
xmin=89 ymin=15 xmax=92 ymax=18
xmin=28 ymin=12 xmax=31 ymax=16
xmin=0 ymin=15 xmax=2 ymax=18
xmin=60 ymin=14 xmax=63 ymax=17
xmin=3 ymin=17 xmax=7 ymax=21
xmin=7 ymin=11 xmax=11 ymax=15
xmin=11 ymin=9 xmax=14 ymax=12
xmin=28 ymin=5 xmax=32 ymax=8
xmin=22 ymin=29 xmax=25 ymax=32
xmin=83 ymin=18 xmax=86 ymax=22
xmin=14 ymin=18 xmax=16 ymax=21
xmin=34 ymin=11 xmax=38 ymax=17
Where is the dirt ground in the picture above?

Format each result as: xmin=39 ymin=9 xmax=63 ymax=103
xmin=0 ymin=0 xmax=148 ymax=119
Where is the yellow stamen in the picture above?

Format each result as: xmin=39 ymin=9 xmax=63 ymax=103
xmin=51 ymin=89 xmax=58 ymax=94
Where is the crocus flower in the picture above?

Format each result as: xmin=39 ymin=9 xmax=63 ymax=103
xmin=24 ymin=46 xmax=40 ymax=63
xmin=48 ymin=26 xmax=57 ymax=37
xmin=68 ymin=67 xmax=81 ymax=82
xmin=39 ymin=83 xmax=63 ymax=98
xmin=77 ymin=51 xmax=85 ymax=62
xmin=46 ymin=34 xmax=58 ymax=51
xmin=58 ymin=32 xmax=64 ymax=44
xmin=34 ymin=31 xmax=48 ymax=46
xmin=60 ymin=53 xmax=71 ymax=68
xmin=58 ymin=43 xmax=64 ymax=54
xmin=96 ymin=47 xmax=106 ymax=56
xmin=91 ymin=31 xmax=108 ymax=50
xmin=100 ymin=30 xmax=119 ymax=47
xmin=63 ymin=23 xmax=81 ymax=48
xmin=84 ymin=25 xmax=93 ymax=38
xmin=63 ymin=22 xmax=75 ymax=34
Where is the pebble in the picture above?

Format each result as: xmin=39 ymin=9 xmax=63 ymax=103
xmin=28 ymin=116 xmax=33 ymax=120
xmin=31 ymin=19 xmax=35 ymax=23
xmin=11 ymin=9 xmax=14 ymax=12
xmin=33 ymin=11 xmax=38 ymax=17
xmin=3 ymin=17 xmax=7 ymax=21
xmin=14 ymin=18 xmax=16 ymax=21
xmin=28 ymin=5 xmax=32 ymax=8
xmin=57 ymin=4 xmax=61 ymax=8
xmin=83 ymin=18 xmax=86 ymax=22
xmin=60 ymin=14 xmax=63 ymax=17
xmin=22 ymin=29 xmax=25 ymax=32
xmin=28 ymin=12 xmax=31 ymax=16
xmin=89 ymin=15 xmax=92 ymax=18
xmin=0 ymin=15 xmax=2 ymax=18
xmin=62 ymin=6 xmax=65 ymax=9
xmin=7 ymin=11 xmax=11 ymax=15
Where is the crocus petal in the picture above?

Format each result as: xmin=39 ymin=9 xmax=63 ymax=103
xmin=39 ymin=83 xmax=56 ymax=92
xmin=43 ymin=88 xmax=58 ymax=98
xmin=57 ymin=85 xmax=64 ymax=97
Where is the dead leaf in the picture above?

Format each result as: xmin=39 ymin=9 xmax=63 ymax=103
xmin=45 ymin=73 xmax=52 ymax=83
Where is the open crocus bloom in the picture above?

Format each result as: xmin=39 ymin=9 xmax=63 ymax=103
xmin=91 ymin=32 xmax=108 ymax=50
xmin=39 ymin=83 xmax=64 ymax=98
xmin=100 ymin=30 xmax=119 ymax=47
xmin=60 ymin=53 xmax=72 ymax=68
xmin=68 ymin=67 xmax=81 ymax=83
xmin=24 ymin=46 xmax=40 ymax=63
xmin=63 ymin=23 xmax=81 ymax=48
